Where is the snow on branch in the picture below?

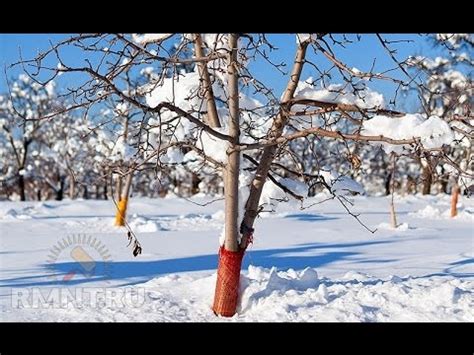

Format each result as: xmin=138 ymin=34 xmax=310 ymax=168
xmin=288 ymin=98 xmax=404 ymax=118
xmin=132 ymin=34 xmax=174 ymax=45
xmin=237 ymin=126 xmax=423 ymax=151
xmin=361 ymin=114 xmax=454 ymax=154
xmin=293 ymin=81 xmax=386 ymax=110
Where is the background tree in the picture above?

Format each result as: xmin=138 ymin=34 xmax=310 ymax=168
xmin=0 ymin=75 xmax=60 ymax=201
xmin=406 ymin=33 xmax=473 ymax=197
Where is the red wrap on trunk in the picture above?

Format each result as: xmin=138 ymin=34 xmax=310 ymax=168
xmin=212 ymin=246 xmax=245 ymax=317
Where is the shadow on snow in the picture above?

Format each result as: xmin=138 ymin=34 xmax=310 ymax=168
xmin=2 ymin=241 xmax=471 ymax=289
xmin=0 ymin=240 xmax=396 ymax=288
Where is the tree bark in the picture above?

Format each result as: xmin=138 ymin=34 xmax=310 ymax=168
xmin=69 ymin=174 xmax=76 ymax=199
xmin=194 ymin=34 xmax=221 ymax=128
xmin=389 ymin=201 xmax=398 ymax=228
xmin=389 ymin=153 xmax=398 ymax=228
xmin=116 ymin=174 xmax=123 ymax=202
xmin=223 ymin=34 xmax=241 ymax=253
xmin=385 ymin=170 xmax=392 ymax=196
xmin=240 ymin=41 xmax=309 ymax=247
xmin=122 ymin=171 xmax=134 ymax=201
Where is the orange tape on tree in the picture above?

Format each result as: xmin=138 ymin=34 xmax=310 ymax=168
xmin=114 ymin=198 xmax=128 ymax=226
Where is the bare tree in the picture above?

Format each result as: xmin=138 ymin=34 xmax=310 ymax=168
xmin=12 ymin=33 xmax=471 ymax=317
xmin=406 ymin=33 xmax=473 ymax=196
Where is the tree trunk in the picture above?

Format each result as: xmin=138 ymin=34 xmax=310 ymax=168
xmin=450 ymin=184 xmax=460 ymax=218
xmin=115 ymin=171 xmax=134 ymax=226
xmin=83 ymin=185 xmax=89 ymax=199
xmin=55 ymin=176 xmax=65 ymax=201
xmin=36 ymin=188 xmax=41 ymax=201
xmin=213 ymin=34 xmax=244 ymax=317
xmin=18 ymin=174 xmax=26 ymax=201
xmin=191 ymin=173 xmax=201 ymax=195
xmin=103 ymin=181 xmax=108 ymax=200
xmin=69 ymin=174 xmax=76 ymax=200
xmin=194 ymin=34 xmax=221 ymax=128
xmin=385 ymin=170 xmax=392 ymax=196
xmin=440 ymin=179 xmax=448 ymax=195
xmin=389 ymin=200 xmax=398 ymax=228
xmin=116 ymin=175 xmax=123 ymax=202
xmin=405 ymin=175 xmax=416 ymax=195
xmin=421 ymin=166 xmax=432 ymax=195
xmin=213 ymin=36 xmax=309 ymax=317
xmin=389 ymin=154 xmax=398 ymax=228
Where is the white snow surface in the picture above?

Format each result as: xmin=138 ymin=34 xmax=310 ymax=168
xmin=0 ymin=194 xmax=473 ymax=322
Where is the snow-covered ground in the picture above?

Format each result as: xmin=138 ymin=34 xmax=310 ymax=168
xmin=0 ymin=194 xmax=472 ymax=322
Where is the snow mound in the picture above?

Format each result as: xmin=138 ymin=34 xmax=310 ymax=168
xmin=342 ymin=271 xmax=373 ymax=281
xmin=252 ymin=266 xmax=319 ymax=294
xmin=128 ymin=214 xmax=161 ymax=233
xmin=238 ymin=269 xmax=473 ymax=322
xmin=0 ymin=208 xmax=32 ymax=220
xmin=411 ymin=205 xmax=442 ymax=218
xmin=410 ymin=205 xmax=474 ymax=221
xmin=376 ymin=222 xmax=409 ymax=231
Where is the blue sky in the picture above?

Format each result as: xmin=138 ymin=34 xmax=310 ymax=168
xmin=0 ymin=34 xmax=440 ymax=111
